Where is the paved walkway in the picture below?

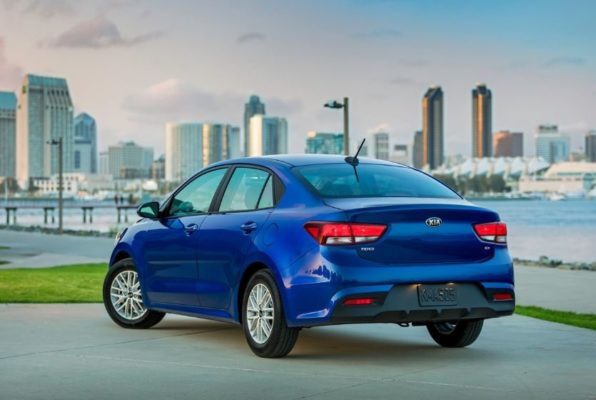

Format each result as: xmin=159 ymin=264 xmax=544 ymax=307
xmin=0 ymin=229 xmax=112 ymax=268
xmin=0 ymin=304 xmax=594 ymax=400
xmin=515 ymin=265 xmax=596 ymax=314
xmin=1 ymin=229 xmax=595 ymax=314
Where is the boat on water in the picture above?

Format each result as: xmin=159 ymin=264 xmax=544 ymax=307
xmin=547 ymin=193 xmax=566 ymax=201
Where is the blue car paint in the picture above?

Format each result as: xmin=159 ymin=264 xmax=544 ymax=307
xmin=110 ymin=155 xmax=514 ymax=327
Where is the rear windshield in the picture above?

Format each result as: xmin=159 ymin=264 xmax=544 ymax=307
xmin=295 ymin=163 xmax=459 ymax=199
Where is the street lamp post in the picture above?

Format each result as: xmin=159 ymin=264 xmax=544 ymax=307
xmin=324 ymin=97 xmax=349 ymax=156
xmin=48 ymin=137 xmax=64 ymax=234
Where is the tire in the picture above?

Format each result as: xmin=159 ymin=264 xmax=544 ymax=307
xmin=103 ymin=258 xmax=165 ymax=329
xmin=242 ymin=270 xmax=299 ymax=358
xmin=426 ymin=319 xmax=484 ymax=348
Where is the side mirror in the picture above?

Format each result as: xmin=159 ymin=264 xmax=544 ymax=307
xmin=137 ymin=201 xmax=160 ymax=219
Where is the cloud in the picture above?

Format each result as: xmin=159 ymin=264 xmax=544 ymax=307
xmin=0 ymin=37 xmax=23 ymax=88
xmin=124 ymin=79 xmax=301 ymax=125
xmin=544 ymin=57 xmax=587 ymax=68
xmin=2 ymin=0 xmax=75 ymax=18
xmin=369 ymin=123 xmax=391 ymax=134
xmin=237 ymin=32 xmax=266 ymax=45
xmin=388 ymin=75 xmax=416 ymax=86
xmin=44 ymin=16 xmax=162 ymax=48
xmin=352 ymin=28 xmax=401 ymax=39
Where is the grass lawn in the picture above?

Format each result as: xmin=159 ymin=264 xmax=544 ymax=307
xmin=515 ymin=305 xmax=596 ymax=331
xmin=0 ymin=263 xmax=107 ymax=303
xmin=1 ymin=264 xmax=595 ymax=331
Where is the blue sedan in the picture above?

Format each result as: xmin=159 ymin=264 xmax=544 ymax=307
xmin=103 ymin=155 xmax=514 ymax=357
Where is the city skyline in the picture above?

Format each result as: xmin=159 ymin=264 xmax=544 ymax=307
xmin=0 ymin=0 xmax=594 ymax=157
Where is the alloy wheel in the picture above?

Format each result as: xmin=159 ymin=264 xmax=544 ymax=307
xmin=110 ymin=270 xmax=148 ymax=321
xmin=246 ymin=283 xmax=275 ymax=344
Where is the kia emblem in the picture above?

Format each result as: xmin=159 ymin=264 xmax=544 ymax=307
xmin=425 ymin=217 xmax=442 ymax=227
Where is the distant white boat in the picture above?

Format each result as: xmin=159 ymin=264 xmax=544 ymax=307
xmin=547 ymin=193 xmax=565 ymax=201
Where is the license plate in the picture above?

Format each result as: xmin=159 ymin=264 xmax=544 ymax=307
xmin=418 ymin=284 xmax=457 ymax=307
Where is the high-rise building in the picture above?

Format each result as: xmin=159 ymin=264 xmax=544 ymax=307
xmin=412 ymin=130 xmax=423 ymax=169
xmin=16 ymin=74 xmax=74 ymax=186
xmin=0 ymin=91 xmax=17 ymax=178
xmin=422 ymin=86 xmax=443 ymax=169
xmin=493 ymin=130 xmax=523 ymax=157
xmin=244 ymin=95 xmax=266 ymax=156
xmin=390 ymin=144 xmax=409 ymax=165
xmin=247 ymin=115 xmax=288 ymax=156
xmin=472 ymin=83 xmax=492 ymax=158
xmin=373 ymin=132 xmax=390 ymax=160
xmin=305 ymin=131 xmax=344 ymax=154
xmin=535 ymin=125 xmax=570 ymax=164
xmin=151 ymin=156 xmax=165 ymax=180
xmin=586 ymin=131 xmax=596 ymax=162
xmin=73 ymin=113 xmax=97 ymax=174
xmin=99 ymin=151 xmax=109 ymax=175
xmin=229 ymin=126 xmax=241 ymax=160
xmin=165 ymin=122 xmax=240 ymax=181
xmin=107 ymin=141 xmax=153 ymax=179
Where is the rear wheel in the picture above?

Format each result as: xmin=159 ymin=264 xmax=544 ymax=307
xmin=242 ymin=270 xmax=299 ymax=358
xmin=103 ymin=259 xmax=165 ymax=329
xmin=426 ymin=319 xmax=484 ymax=347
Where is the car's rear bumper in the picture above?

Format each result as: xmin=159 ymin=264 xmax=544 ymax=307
xmin=289 ymin=282 xmax=514 ymax=327
xmin=330 ymin=283 xmax=514 ymax=325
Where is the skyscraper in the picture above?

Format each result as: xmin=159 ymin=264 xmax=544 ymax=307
xmin=493 ymin=130 xmax=523 ymax=157
xmin=107 ymin=141 xmax=153 ymax=179
xmin=412 ymin=130 xmax=423 ymax=169
xmin=166 ymin=123 xmax=203 ymax=181
xmin=305 ymin=131 xmax=344 ymax=154
xmin=165 ymin=122 xmax=240 ymax=181
xmin=73 ymin=113 xmax=97 ymax=174
xmin=535 ymin=125 xmax=570 ymax=164
xmin=16 ymin=74 xmax=74 ymax=186
xmin=247 ymin=115 xmax=288 ymax=156
xmin=373 ymin=132 xmax=390 ymax=160
xmin=585 ymin=131 xmax=596 ymax=162
xmin=390 ymin=144 xmax=409 ymax=165
xmin=244 ymin=95 xmax=265 ymax=156
xmin=422 ymin=86 xmax=443 ymax=169
xmin=472 ymin=83 xmax=492 ymax=158
xmin=0 ymin=91 xmax=17 ymax=178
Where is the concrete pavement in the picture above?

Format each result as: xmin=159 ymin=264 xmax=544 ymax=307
xmin=0 ymin=304 xmax=595 ymax=400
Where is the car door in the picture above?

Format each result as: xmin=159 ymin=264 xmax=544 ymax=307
xmin=196 ymin=166 xmax=278 ymax=312
xmin=140 ymin=167 xmax=229 ymax=307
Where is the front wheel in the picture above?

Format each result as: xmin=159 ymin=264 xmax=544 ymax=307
xmin=242 ymin=270 xmax=299 ymax=358
xmin=103 ymin=259 xmax=165 ymax=329
xmin=426 ymin=319 xmax=484 ymax=348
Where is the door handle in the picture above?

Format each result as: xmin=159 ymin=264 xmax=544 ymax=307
xmin=240 ymin=221 xmax=258 ymax=233
xmin=184 ymin=223 xmax=199 ymax=235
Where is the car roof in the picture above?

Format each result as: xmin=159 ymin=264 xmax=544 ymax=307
xmin=212 ymin=154 xmax=406 ymax=168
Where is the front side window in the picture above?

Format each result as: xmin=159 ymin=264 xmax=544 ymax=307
xmin=219 ymin=167 xmax=272 ymax=212
xmin=295 ymin=163 xmax=459 ymax=199
xmin=168 ymin=168 xmax=227 ymax=217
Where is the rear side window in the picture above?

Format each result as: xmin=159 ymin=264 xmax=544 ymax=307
xmin=219 ymin=167 xmax=272 ymax=212
xmin=295 ymin=163 xmax=459 ymax=199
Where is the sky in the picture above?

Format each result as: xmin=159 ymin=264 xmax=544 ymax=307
xmin=0 ymin=0 xmax=595 ymax=157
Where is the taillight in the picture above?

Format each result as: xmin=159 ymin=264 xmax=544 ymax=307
xmin=304 ymin=222 xmax=387 ymax=245
xmin=474 ymin=222 xmax=507 ymax=243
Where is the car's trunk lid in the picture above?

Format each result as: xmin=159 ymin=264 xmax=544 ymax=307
xmin=325 ymin=197 xmax=500 ymax=265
